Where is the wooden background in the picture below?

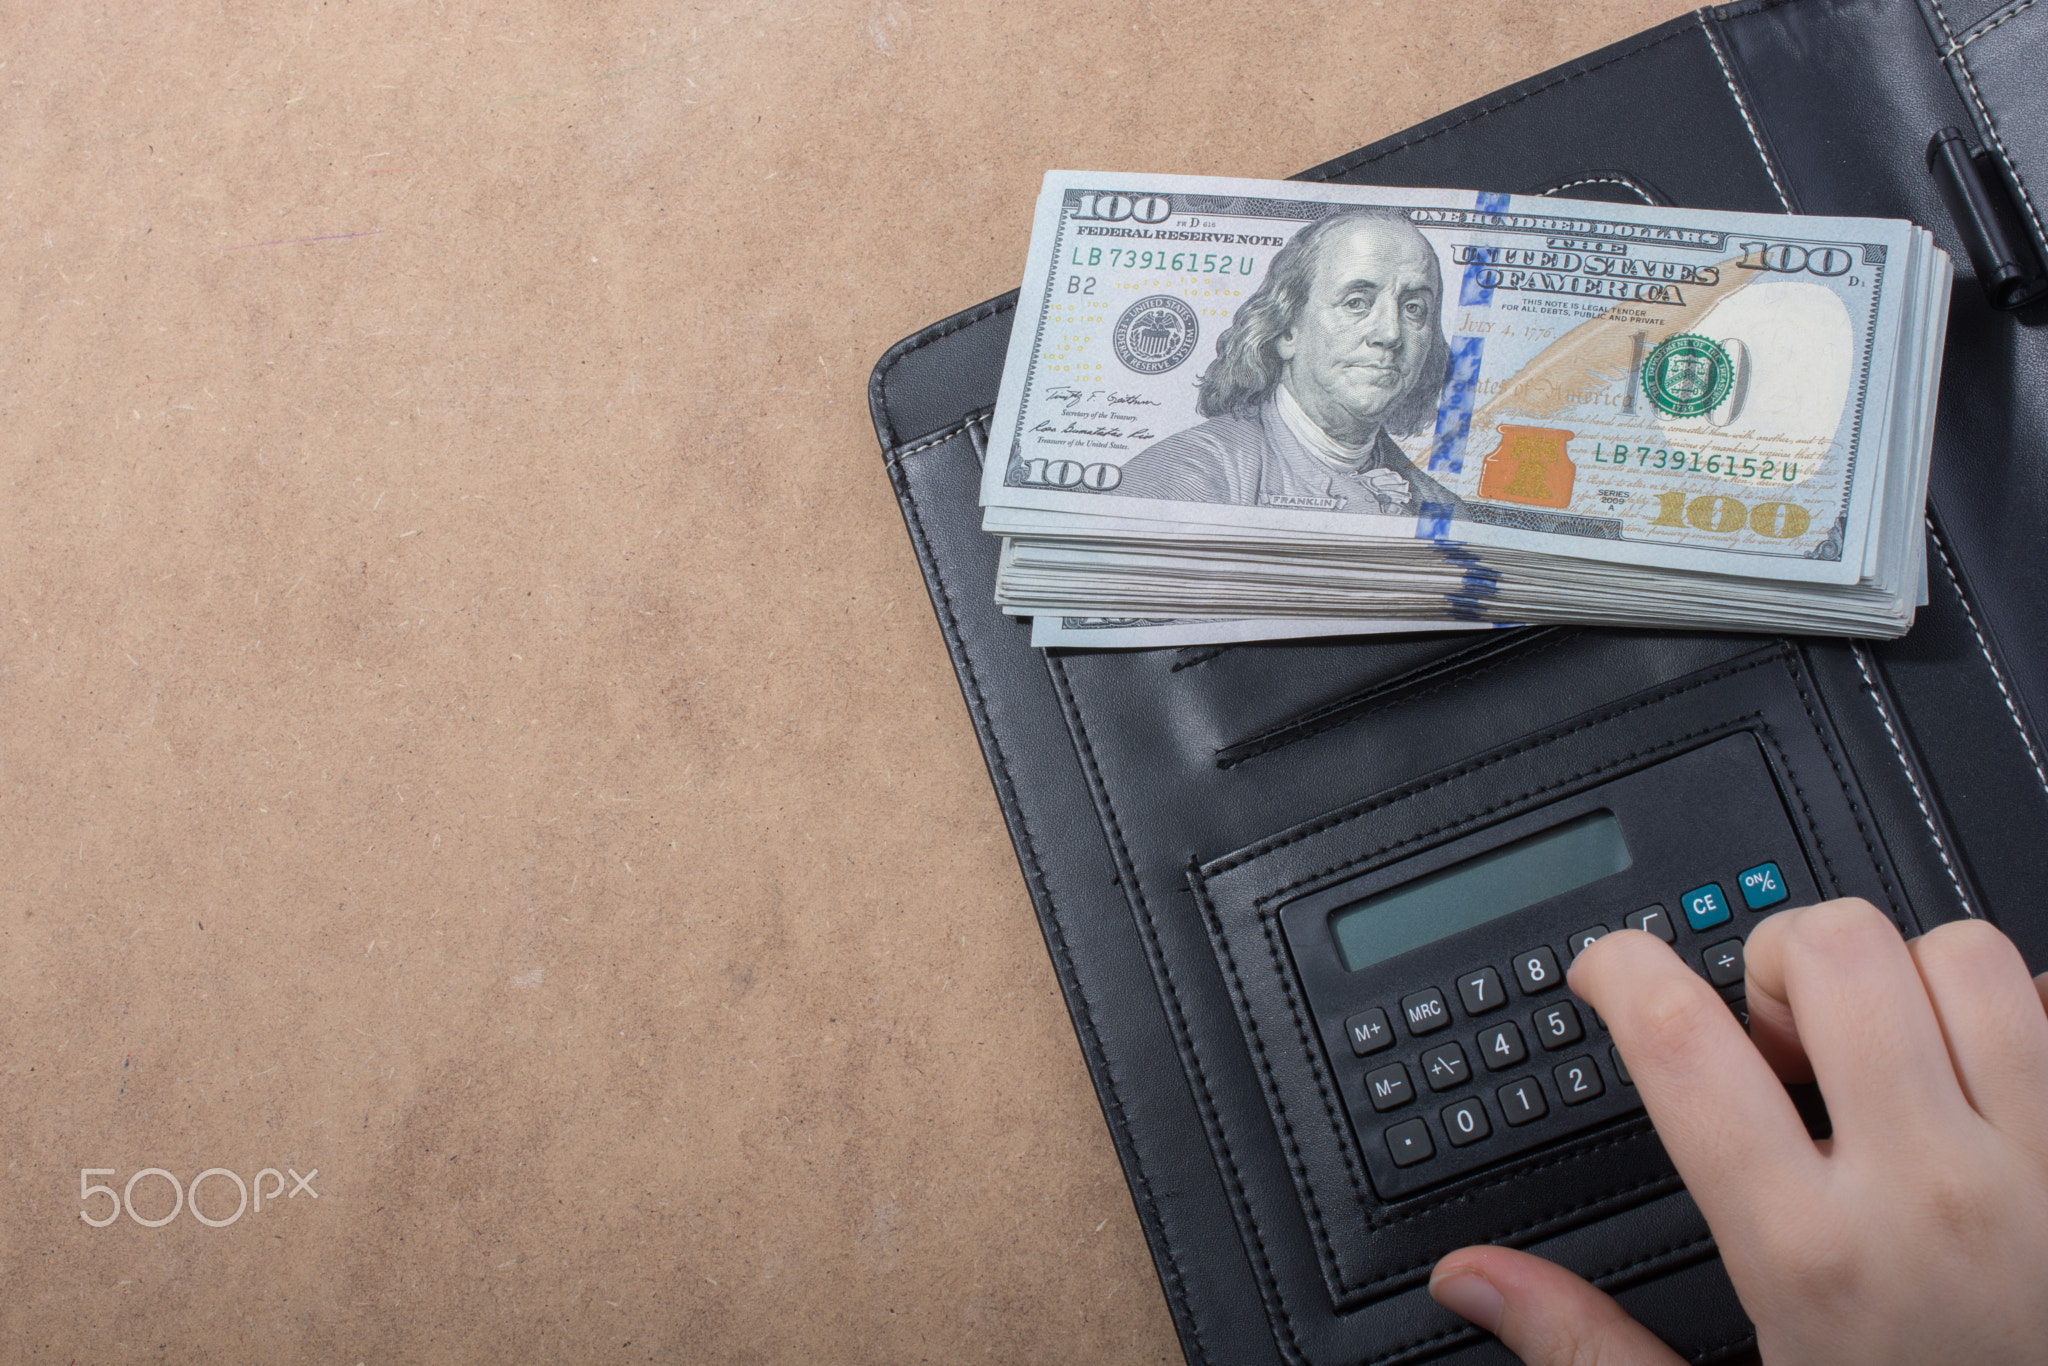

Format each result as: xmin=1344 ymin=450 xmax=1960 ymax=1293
xmin=1 ymin=2 xmax=1695 ymax=1359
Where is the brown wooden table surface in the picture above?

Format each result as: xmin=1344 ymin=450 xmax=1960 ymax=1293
xmin=2 ymin=2 xmax=1694 ymax=1358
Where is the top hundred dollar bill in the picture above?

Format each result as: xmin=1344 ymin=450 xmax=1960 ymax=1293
xmin=980 ymin=172 xmax=1938 ymax=586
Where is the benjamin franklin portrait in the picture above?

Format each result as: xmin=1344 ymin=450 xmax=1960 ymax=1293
xmin=1116 ymin=207 xmax=1465 ymax=517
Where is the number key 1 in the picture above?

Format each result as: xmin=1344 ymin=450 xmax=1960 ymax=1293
xmin=1498 ymin=1076 xmax=1549 ymax=1126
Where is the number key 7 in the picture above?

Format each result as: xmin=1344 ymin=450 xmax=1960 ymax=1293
xmin=1457 ymin=967 xmax=1506 ymax=1016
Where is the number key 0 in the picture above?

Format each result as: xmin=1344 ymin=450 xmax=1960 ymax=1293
xmin=1513 ymin=945 xmax=1563 ymax=994
xmin=1442 ymin=1097 xmax=1490 ymax=1147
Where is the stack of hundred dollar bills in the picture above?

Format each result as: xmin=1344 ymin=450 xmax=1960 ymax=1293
xmin=980 ymin=172 xmax=1953 ymax=649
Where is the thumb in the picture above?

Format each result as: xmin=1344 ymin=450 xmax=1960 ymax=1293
xmin=1430 ymin=1246 xmax=1686 ymax=1366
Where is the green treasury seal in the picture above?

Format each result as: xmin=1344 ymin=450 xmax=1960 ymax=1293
xmin=1641 ymin=333 xmax=1734 ymax=418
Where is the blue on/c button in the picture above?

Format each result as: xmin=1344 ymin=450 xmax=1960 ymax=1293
xmin=1680 ymin=883 xmax=1732 ymax=931
xmin=1739 ymin=861 xmax=1789 ymax=910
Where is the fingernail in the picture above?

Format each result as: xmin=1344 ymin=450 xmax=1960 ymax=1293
xmin=1429 ymin=1267 xmax=1505 ymax=1333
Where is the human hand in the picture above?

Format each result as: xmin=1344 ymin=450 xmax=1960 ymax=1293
xmin=1427 ymin=899 xmax=2048 ymax=1364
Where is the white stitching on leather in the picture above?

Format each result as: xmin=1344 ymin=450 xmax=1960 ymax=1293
xmin=1539 ymin=175 xmax=1656 ymax=204
xmin=888 ymin=417 xmax=977 ymax=464
xmin=1697 ymin=13 xmax=1794 ymax=212
xmin=1852 ymin=645 xmax=1976 ymax=916
xmin=1928 ymin=521 xmax=2048 ymax=797
xmin=1945 ymin=0 xmax=2039 ymax=53
xmin=1929 ymin=0 xmax=2048 ymax=250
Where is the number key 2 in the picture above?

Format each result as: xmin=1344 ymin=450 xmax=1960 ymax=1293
xmin=1553 ymin=1055 xmax=1606 ymax=1105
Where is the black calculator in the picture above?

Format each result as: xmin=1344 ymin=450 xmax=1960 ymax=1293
xmin=1280 ymin=733 xmax=1812 ymax=1199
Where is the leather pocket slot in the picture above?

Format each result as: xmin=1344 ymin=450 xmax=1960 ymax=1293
xmin=1214 ymin=627 xmax=1573 ymax=770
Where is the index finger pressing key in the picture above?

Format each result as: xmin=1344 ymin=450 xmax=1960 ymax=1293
xmin=1571 ymin=930 xmax=1823 ymax=1246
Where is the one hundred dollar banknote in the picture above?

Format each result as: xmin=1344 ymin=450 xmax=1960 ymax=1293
xmin=980 ymin=172 xmax=1951 ymax=643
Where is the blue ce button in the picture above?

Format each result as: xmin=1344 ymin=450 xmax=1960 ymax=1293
xmin=1680 ymin=883 xmax=1732 ymax=931
xmin=1739 ymin=861 xmax=1789 ymax=911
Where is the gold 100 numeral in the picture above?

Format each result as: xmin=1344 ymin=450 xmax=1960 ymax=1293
xmin=1650 ymin=492 xmax=1811 ymax=538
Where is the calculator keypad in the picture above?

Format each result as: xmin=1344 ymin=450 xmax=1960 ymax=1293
xmin=1335 ymin=851 xmax=1791 ymax=1197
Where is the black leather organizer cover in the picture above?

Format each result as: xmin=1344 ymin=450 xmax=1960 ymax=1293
xmin=867 ymin=1 xmax=2048 ymax=1361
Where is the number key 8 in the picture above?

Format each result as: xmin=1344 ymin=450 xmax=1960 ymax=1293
xmin=1513 ymin=945 xmax=1563 ymax=994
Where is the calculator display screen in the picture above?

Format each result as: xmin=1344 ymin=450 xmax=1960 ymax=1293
xmin=1330 ymin=811 xmax=1632 ymax=971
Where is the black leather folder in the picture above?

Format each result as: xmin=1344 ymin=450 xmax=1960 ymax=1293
xmin=867 ymin=0 xmax=2048 ymax=1360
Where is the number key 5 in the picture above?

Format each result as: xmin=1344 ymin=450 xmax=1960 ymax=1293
xmin=1534 ymin=1001 xmax=1584 ymax=1050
